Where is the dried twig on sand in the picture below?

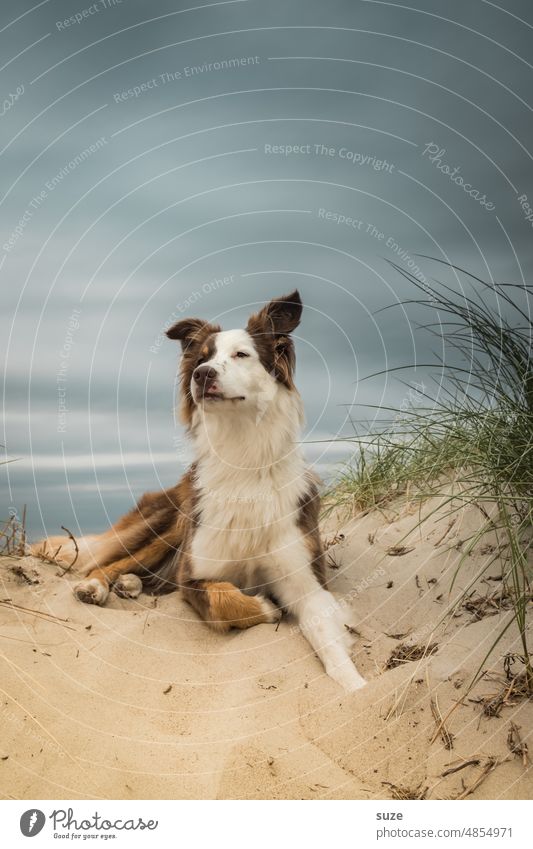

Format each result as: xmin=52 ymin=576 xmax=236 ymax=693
xmin=0 ymin=517 xmax=17 ymax=555
xmin=455 ymin=757 xmax=500 ymax=799
xmin=507 ymin=722 xmax=529 ymax=767
xmin=33 ymin=526 xmax=79 ymax=573
xmin=57 ymin=526 xmax=79 ymax=574
xmin=323 ymin=532 xmax=345 ymax=550
xmin=462 ymin=589 xmax=513 ymax=621
xmin=382 ymin=780 xmax=427 ymax=800
xmin=386 ymin=544 xmax=414 ymax=556
xmin=470 ymin=670 xmax=532 ymax=718
xmin=441 ymin=758 xmax=480 ymax=778
xmin=9 ymin=563 xmax=40 ymax=585
xmin=385 ymin=642 xmax=438 ymax=670
xmin=0 ymin=506 xmax=28 ymax=556
xmin=32 ymin=541 xmax=64 ymax=566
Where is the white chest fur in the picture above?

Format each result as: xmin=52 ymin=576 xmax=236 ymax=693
xmin=189 ymin=388 xmax=309 ymax=582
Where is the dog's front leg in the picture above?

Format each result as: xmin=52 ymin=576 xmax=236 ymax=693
xmin=271 ymin=548 xmax=367 ymax=692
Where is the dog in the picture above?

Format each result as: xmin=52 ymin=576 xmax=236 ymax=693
xmin=33 ymin=291 xmax=366 ymax=691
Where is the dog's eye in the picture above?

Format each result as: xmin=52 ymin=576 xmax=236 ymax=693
xmin=234 ymin=351 xmax=250 ymax=358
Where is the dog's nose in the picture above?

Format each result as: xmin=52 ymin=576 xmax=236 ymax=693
xmin=193 ymin=365 xmax=218 ymax=385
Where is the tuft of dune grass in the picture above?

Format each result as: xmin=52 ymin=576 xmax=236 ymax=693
xmin=327 ymin=261 xmax=533 ymax=691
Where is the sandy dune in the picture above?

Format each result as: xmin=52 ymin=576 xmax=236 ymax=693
xmin=1 ymin=495 xmax=532 ymax=799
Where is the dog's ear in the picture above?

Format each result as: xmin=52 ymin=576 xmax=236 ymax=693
xmin=247 ymin=294 xmax=301 ymax=389
xmin=273 ymin=335 xmax=296 ymax=388
xmin=166 ymin=318 xmax=214 ymax=351
xmin=247 ymin=290 xmax=302 ymax=337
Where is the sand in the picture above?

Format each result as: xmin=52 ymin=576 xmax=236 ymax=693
xmin=1 ymin=494 xmax=532 ymax=800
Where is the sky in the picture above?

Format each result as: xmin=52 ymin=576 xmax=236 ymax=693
xmin=1 ymin=0 xmax=532 ymax=537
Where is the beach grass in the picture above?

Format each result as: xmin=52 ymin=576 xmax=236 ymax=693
xmin=328 ymin=262 xmax=533 ymax=690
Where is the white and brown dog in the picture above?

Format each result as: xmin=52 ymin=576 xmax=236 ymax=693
xmin=33 ymin=291 xmax=366 ymax=691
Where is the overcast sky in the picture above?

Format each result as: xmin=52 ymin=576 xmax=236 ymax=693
xmin=1 ymin=0 xmax=532 ymax=537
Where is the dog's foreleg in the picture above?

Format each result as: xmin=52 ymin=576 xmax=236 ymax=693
xmin=296 ymin=589 xmax=367 ymax=691
xmin=271 ymin=552 xmax=366 ymax=692
xmin=74 ymin=529 xmax=181 ymax=605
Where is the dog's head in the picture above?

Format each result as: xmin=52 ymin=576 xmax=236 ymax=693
xmin=166 ymin=291 xmax=302 ymax=425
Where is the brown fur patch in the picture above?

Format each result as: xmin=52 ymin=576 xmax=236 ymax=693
xmin=166 ymin=322 xmax=221 ymax=426
xmin=181 ymin=580 xmax=274 ymax=631
xmin=78 ymin=471 xmax=198 ymax=590
xmin=297 ymin=473 xmax=326 ymax=586
xmin=83 ymin=527 xmax=184 ymax=590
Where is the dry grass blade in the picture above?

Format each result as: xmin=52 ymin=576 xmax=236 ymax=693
xmin=430 ymin=695 xmax=454 ymax=749
xmin=19 ymin=505 xmax=27 ymax=556
xmin=325 ymin=552 xmax=339 ymax=570
xmin=433 ymin=517 xmax=457 ymax=547
xmin=429 ymin=699 xmax=466 ymax=746
xmin=0 ymin=599 xmax=77 ymax=630
xmin=384 ymin=671 xmax=418 ymax=721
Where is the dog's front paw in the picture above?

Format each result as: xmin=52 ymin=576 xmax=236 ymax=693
xmin=328 ymin=661 xmax=367 ymax=693
xmin=114 ymin=573 xmax=142 ymax=599
xmin=74 ymin=577 xmax=109 ymax=606
xmin=258 ymin=596 xmax=282 ymax=624
xmin=343 ymin=671 xmax=367 ymax=692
